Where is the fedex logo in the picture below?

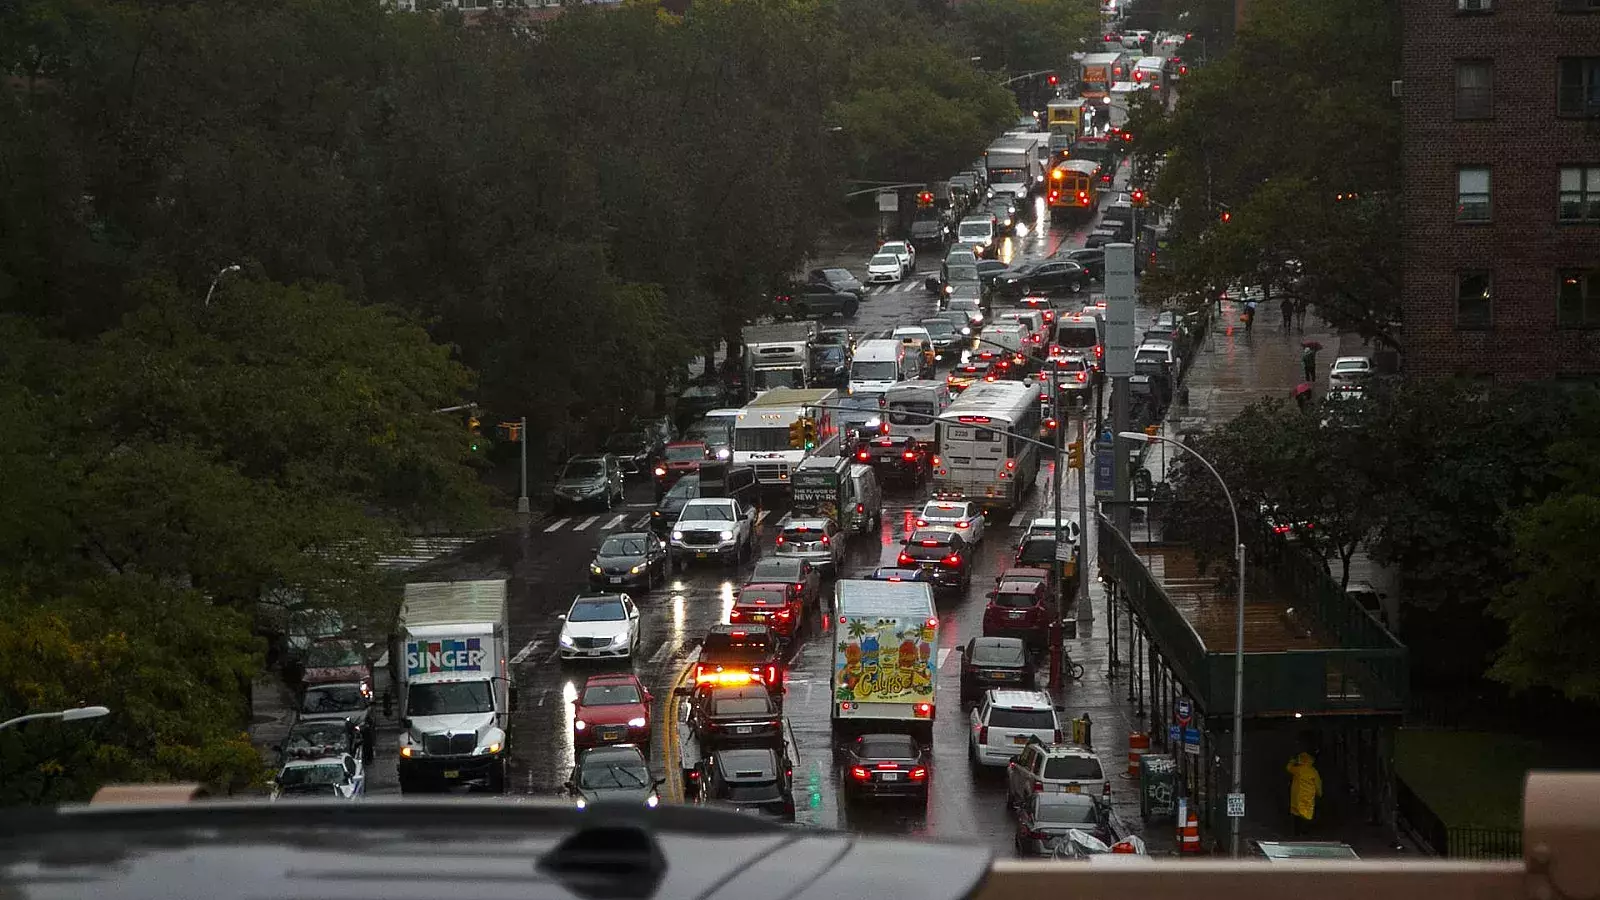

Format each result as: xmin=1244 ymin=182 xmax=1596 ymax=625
xmin=406 ymin=638 xmax=486 ymax=675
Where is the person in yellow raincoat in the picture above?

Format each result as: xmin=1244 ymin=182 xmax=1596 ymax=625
xmin=1286 ymin=752 xmax=1322 ymax=835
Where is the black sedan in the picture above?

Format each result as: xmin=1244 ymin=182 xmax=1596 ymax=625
xmin=589 ymin=531 xmax=670 ymax=592
xmin=840 ymin=733 xmax=929 ymax=802
xmin=994 ymin=260 xmax=1090 ymax=299
xmin=604 ymin=430 xmax=662 ymax=478
xmin=975 ymin=258 xmax=1010 ymax=289
xmin=1061 ymin=248 xmax=1105 ymax=281
xmin=957 ymin=636 xmax=1033 ymax=703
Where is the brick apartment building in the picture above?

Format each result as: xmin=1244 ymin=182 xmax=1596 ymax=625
xmin=1401 ymin=0 xmax=1600 ymax=380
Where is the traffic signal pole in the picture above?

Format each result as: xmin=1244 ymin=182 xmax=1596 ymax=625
xmin=516 ymin=415 xmax=530 ymax=515
xmin=1049 ymin=386 xmax=1066 ymax=690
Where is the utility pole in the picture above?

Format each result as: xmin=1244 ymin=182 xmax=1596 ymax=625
xmin=516 ymin=415 xmax=531 ymax=515
xmin=1105 ymin=243 xmax=1137 ymax=538
xmin=1077 ymin=411 xmax=1090 ymax=619
xmin=1050 ymin=383 xmax=1066 ymax=690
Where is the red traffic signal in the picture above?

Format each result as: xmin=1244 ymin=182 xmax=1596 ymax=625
xmin=1220 ymin=211 xmax=1232 ymax=223
xmin=917 ymin=190 xmax=934 ymax=207
xmin=1047 ymin=73 xmax=1059 ymax=86
xmin=1131 ymin=189 xmax=1147 ymax=206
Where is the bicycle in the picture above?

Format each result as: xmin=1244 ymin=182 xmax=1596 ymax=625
xmin=1063 ymin=650 xmax=1086 ymax=681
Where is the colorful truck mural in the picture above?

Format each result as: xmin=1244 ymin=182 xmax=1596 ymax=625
xmin=831 ymin=579 xmax=939 ymax=738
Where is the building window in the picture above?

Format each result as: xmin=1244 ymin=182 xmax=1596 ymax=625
xmin=1557 ymin=58 xmax=1600 ymax=116
xmin=1559 ymin=166 xmax=1600 ymax=221
xmin=1557 ymin=270 xmax=1600 ymax=327
xmin=1457 ymin=167 xmax=1491 ymax=221
xmin=1455 ymin=61 xmax=1493 ymax=118
xmin=1457 ymin=0 xmax=1492 ymax=11
xmin=1556 ymin=0 xmax=1599 ymax=12
xmin=1457 ymin=272 xmax=1493 ymax=329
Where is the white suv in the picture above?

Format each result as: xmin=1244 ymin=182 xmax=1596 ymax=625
xmin=968 ymin=690 xmax=1062 ymax=768
xmin=1005 ymin=737 xmax=1108 ymax=807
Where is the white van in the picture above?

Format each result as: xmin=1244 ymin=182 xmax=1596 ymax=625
xmin=883 ymin=380 xmax=953 ymax=444
xmin=849 ymin=339 xmax=913 ymax=398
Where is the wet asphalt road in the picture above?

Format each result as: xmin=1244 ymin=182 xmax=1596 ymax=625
xmin=363 ymin=176 xmax=1155 ymax=857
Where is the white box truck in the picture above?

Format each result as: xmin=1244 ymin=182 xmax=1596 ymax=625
xmin=830 ymin=579 xmax=939 ymax=741
xmin=393 ymin=580 xmax=512 ymax=793
xmin=731 ymin=387 xmax=841 ymax=488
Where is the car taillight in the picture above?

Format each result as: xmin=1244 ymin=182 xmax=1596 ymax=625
xmin=653 ymin=466 xmax=667 ymax=477
xmin=1005 ymin=459 xmax=1016 ymax=470
xmin=1033 ymin=781 xmax=1043 ymax=792
xmin=851 ymin=766 xmax=871 ymax=781
xmin=876 ymin=762 xmax=900 ymax=770
xmin=897 ymin=552 xmax=913 ymax=565
xmin=931 ymin=456 xmax=941 ymax=466
xmin=915 ymin=703 xmax=933 ymax=718
xmin=916 ymin=518 xmax=929 ymax=526
xmin=777 ymin=608 xmax=792 ymax=619
xmin=820 ymin=534 xmax=830 ymax=545
xmin=942 ymin=553 xmax=961 ymax=567
xmin=903 ymin=451 xmax=917 ymax=460
xmin=730 ymin=609 xmax=742 ymax=619
xmin=1076 ymin=371 xmax=1087 ymax=382
xmin=1104 ymin=782 xmax=1113 ymax=800
xmin=766 ymin=665 xmax=777 ymax=684
xmin=791 ymin=584 xmax=802 ymax=596
xmin=979 ymin=726 xmax=988 ymax=743
xmin=910 ymin=767 xmax=927 ymax=780
xmin=776 ymin=535 xmax=786 ymax=544
xmin=857 ymin=450 xmax=870 ymax=461
xmin=956 ymin=520 xmax=969 ymax=528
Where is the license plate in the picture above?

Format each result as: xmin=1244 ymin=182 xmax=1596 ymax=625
xmin=1012 ymin=735 xmax=1030 ymax=745
xmin=735 ymin=725 xmax=753 ymax=734
xmin=748 ymin=614 xmax=767 ymax=623
xmin=993 ymin=671 xmax=1016 ymax=679
xmin=1065 ymin=784 xmax=1081 ymax=793
xmin=603 ymin=729 xmax=623 ymax=741
xmin=609 ymin=577 xmax=623 ymax=584
xmin=697 ymin=551 xmax=709 ymax=559
xmin=1009 ymin=611 xmax=1025 ymax=619
xmin=443 ymin=770 xmax=460 ymax=779
xmin=881 ymin=772 xmax=899 ymax=782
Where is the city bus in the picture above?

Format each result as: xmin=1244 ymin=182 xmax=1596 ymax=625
xmin=1048 ymin=159 xmax=1101 ymax=221
xmin=932 ymin=380 xmax=1042 ymax=513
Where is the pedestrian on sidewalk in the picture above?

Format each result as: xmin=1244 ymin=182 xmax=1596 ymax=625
xmin=1243 ymin=300 xmax=1257 ymax=333
xmin=1301 ymin=344 xmax=1318 ymax=383
xmin=1281 ymin=297 xmax=1293 ymax=330
xmin=1287 ymin=752 xmax=1323 ymax=835
xmin=1295 ymin=299 xmax=1309 ymax=331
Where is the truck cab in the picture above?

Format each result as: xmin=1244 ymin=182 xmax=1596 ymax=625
xmin=789 ymin=454 xmax=875 ymax=536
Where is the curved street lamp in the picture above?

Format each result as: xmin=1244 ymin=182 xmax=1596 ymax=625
xmin=0 ymin=705 xmax=111 ymax=733
xmin=204 ymin=264 xmax=242 ymax=307
xmin=1118 ymin=429 xmax=1246 ymax=858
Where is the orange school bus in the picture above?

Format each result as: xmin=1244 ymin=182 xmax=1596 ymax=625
xmin=1047 ymin=159 xmax=1101 ymax=220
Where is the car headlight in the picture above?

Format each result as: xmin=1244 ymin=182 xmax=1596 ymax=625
xmin=576 ymin=797 xmax=588 ymax=810
xmin=716 ymin=448 xmax=731 ymax=460
xmin=590 ymin=564 xmax=603 ymax=574
xmin=609 ymin=633 xmax=629 ymax=647
xmin=574 ymin=719 xmax=587 ymax=731
xmin=719 ymin=530 xmax=734 ymax=541
xmin=627 ymin=717 xmax=647 ymax=728
xmin=672 ymin=531 xmax=684 ymax=541
xmin=646 ymin=794 xmax=660 ymax=808
xmin=629 ymin=564 xmax=643 ymax=574
xmin=560 ymin=634 xmax=575 ymax=648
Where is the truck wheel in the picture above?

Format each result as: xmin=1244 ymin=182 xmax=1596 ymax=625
xmin=487 ymin=758 xmax=507 ymax=793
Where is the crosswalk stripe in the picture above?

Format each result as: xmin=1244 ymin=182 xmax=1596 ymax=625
xmin=601 ymin=514 xmax=627 ymax=530
xmin=575 ymin=515 xmax=601 ymax=530
xmin=544 ymin=517 xmax=571 ymax=533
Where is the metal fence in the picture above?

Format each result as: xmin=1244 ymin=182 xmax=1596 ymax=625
xmin=1397 ymin=776 xmax=1522 ymax=860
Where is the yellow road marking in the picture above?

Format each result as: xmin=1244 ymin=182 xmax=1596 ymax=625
xmin=660 ymin=654 xmax=698 ymax=803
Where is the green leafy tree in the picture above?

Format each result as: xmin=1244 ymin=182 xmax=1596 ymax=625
xmin=954 ymin=0 xmax=1098 ymax=74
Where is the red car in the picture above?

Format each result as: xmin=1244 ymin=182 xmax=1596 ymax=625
xmin=573 ymin=673 xmax=653 ymax=749
xmin=730 ymin=583 xmax=804 ymax=642
xmin=982 ymin=567 xmax=1054 ymax=649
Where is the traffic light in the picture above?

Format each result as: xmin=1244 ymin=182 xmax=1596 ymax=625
xmin=1220 ymin=210 xmax=1232 ymax=223
xmin=800 ymin=417 xmax=819 ymax=450
xmin=1066 ymin=440 xmax=1084 ymax=470
xmin=917 ymin=190 xmax=934 ymax=207
xmin=1131 ymin=188 xmax=1147 ymax=206
xmin=788 ymin=419 xmax=806 ymax=448
xmin=467 ymin=415 xmax=482 ymax=452
xmin=1144 ymin=425 xmax=1160 ymax=437
xmin=497 ymin=420 xmax=523 ymax=443
xmin=1047 ymin=72 xmax=1059 ymax=86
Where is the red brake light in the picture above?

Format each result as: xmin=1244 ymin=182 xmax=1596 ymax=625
xmin=851 ymin=766 xmax=871 ymax=781
xmin=919 ymin=540 xmax=940 ymax=547
xmin=942 ymin=553 xmax=961 ymax=566
xmin=979 ymin=726 xmax=988 ymax=743
xmin=916 ymin=518 xmax=929 ymax=526
xmin=730 ymin=631 xmax=746 ymax=638
xmin=876 ymin=762 xmax=899 ymax=770
xmin=897 ymin=552 xmax=914 ymax=566
xmin=926 ymin=617 xmax=938 ymax=627
xmin=1076 ymin=371 xmax=1087 ymax=382
xmin=1033 ymin=781 xmax=1043 ymax=792
xmin=1005 ymin=460 xmax=1016 ymax=470
xmin=915 ymin=703 xmax=932 ymax=718
xmin=820 ymin=534 xmax=830 ymax=545
xmin=856 ymin=503 xmax=865 ymax=513
xmin=730 ymin=609 xmax=742 ymax=619
xmin=956 ymin=520 xmax=969 ymax=528
xmin=903 ymin=451 xmax=917 ymax=461
xmin=857 ymin=450 xmax=870 ymax=461
xmin=775 ymin=535 xmax=785 ymax=545
xmin=911 ymin=767 xmax=928 ymax=780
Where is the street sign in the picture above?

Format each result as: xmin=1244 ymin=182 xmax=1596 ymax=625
xmin=1175 ymin=698 xmax=1193 ymax=726
xmin=877 ymin=190 xmax=900 ymax=212
xmin=1094 ymin=435 xmax=1115 ymax=499
xmin=1183 ymin=726 xmax=1201 ymax=755
xmin=1226 ymin=792 xmax=1246 ymax=818
xmin=1167 ymin=724 xmax=1181 ymax=745
xmin=1103 ymin=243 xmax=1136 ymax=377
xmin=1054 ymin=541 xmax=1074 ymax=562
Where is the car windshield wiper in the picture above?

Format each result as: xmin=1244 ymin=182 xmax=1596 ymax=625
xmin=609 ymin=764 xmax=647 ymax=788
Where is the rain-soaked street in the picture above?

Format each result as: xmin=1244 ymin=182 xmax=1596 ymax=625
xmin=350 ymin=176 xmax=1168 ymax=857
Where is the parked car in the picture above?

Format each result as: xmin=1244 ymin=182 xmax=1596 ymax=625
xmin=1014 ymin=792 xmax=1116 ymax=857
xmin=553 ymin=454 xmax=626 ymax=512
xmin=957 ymin=636 xmax=1034 ymax=703
xmin=968 ymin=689 xmax=1061 ymax=768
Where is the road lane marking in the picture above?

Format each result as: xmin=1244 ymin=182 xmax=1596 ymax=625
xmin=576 ymin=515 xmax=601 ymax=530
xmin=510 ymin=639 xmax=540 ymax=665
xmin=1009 ymin=508 xmax=1029 ymax=527
xmin=648 ymin=640 xmax=673 ymax=665
xmin=544 ymin=517 xmax=571 ymax=533
xmin=632 ymin=515 xmax=651 ymax=529
xmin=602 ymin=514 xmax=627 ymax=530
xmin=660 ymin=651 xmax=701 ymax=805
xmin=938 ymin=648 xmax=953 ymax=668
xmin=538 ymin=688 xmax=550 ymax=707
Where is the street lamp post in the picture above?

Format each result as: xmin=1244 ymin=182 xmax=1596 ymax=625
xmin=203 ymin=264 xmax=242 ymax=307
xmin=1118 ymin=430 xmax=1245 ymax=857
xmin=0 ymin=705 xmax=111 ymax=732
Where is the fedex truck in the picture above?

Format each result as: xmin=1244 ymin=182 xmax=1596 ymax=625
xmin=830 ymin=578 xmax=939 ymax=741
xmin=731 ymin=387 xmax=841 ymax=488
xmin=393 ymin=580 xmax=511 ymax=794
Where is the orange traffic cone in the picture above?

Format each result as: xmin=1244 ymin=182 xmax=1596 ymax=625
xmin=1179 ymin=808 xmax=1202 ymax=854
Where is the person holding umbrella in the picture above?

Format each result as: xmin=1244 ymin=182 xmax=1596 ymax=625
xmin=1301 ymin=340 xmax=1322 ymax=383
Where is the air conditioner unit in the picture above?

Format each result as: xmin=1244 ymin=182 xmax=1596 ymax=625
xmin=1458 ymin=0 xmax=1490 ymax=11
xmin=1391 ymin=79 xmax=1403 ymax=98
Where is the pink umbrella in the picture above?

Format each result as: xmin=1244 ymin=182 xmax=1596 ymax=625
xmin=1301 ymin=339 xmax=1323 ymax=351
xmin=1293 ymin=382 xmax=1314 ymax=398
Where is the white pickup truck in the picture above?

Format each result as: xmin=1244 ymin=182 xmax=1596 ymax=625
xmin=670 ymin=497 xmax=759 ymax=569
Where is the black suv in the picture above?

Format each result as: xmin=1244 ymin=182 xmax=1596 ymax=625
xmin=854 ymin=435 xmax=933 ymax=488
xmin=994 ymin=260 xmax=1090 ymax=299
xmin=695 ymin=746 xmax=796 ymax=820
xmin=805 ymin=267 xmax=866 ymax=300
xmin=895 ymin=529 xmax=972 ymax=594
xmin=1061 ymin=248 xmax=1105 ymax=281
xmin=695 ymin=624 xmax=782 ymax=696
xmin=775 ymin=284 xmax=859 ymax=320
xmin=686 ymin=683 xmax=783 ymax=750
xmin=957 ymin=636 xmax=1034 ymax=703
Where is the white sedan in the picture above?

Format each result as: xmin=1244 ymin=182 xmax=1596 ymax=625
xmin=866 ymin=252 xmax=906 ymax=284
xmin=914 ymin=499 xmax=986 ymax=545
xmin=880 ymin=240 xmax=916 ymax=273
xmin=558 ymin=593 xmax=641 ymax=661
xmin=1328 ymin=356 xmax=1373 ymax=385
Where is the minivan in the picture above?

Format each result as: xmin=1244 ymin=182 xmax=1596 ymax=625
xmin=846 ymin=463 xmax=883 ymax=533
xmin=956 ymin=215 xmax=999 ymax=258
xmin=849 ymin=339 xmax=915 ymax=397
